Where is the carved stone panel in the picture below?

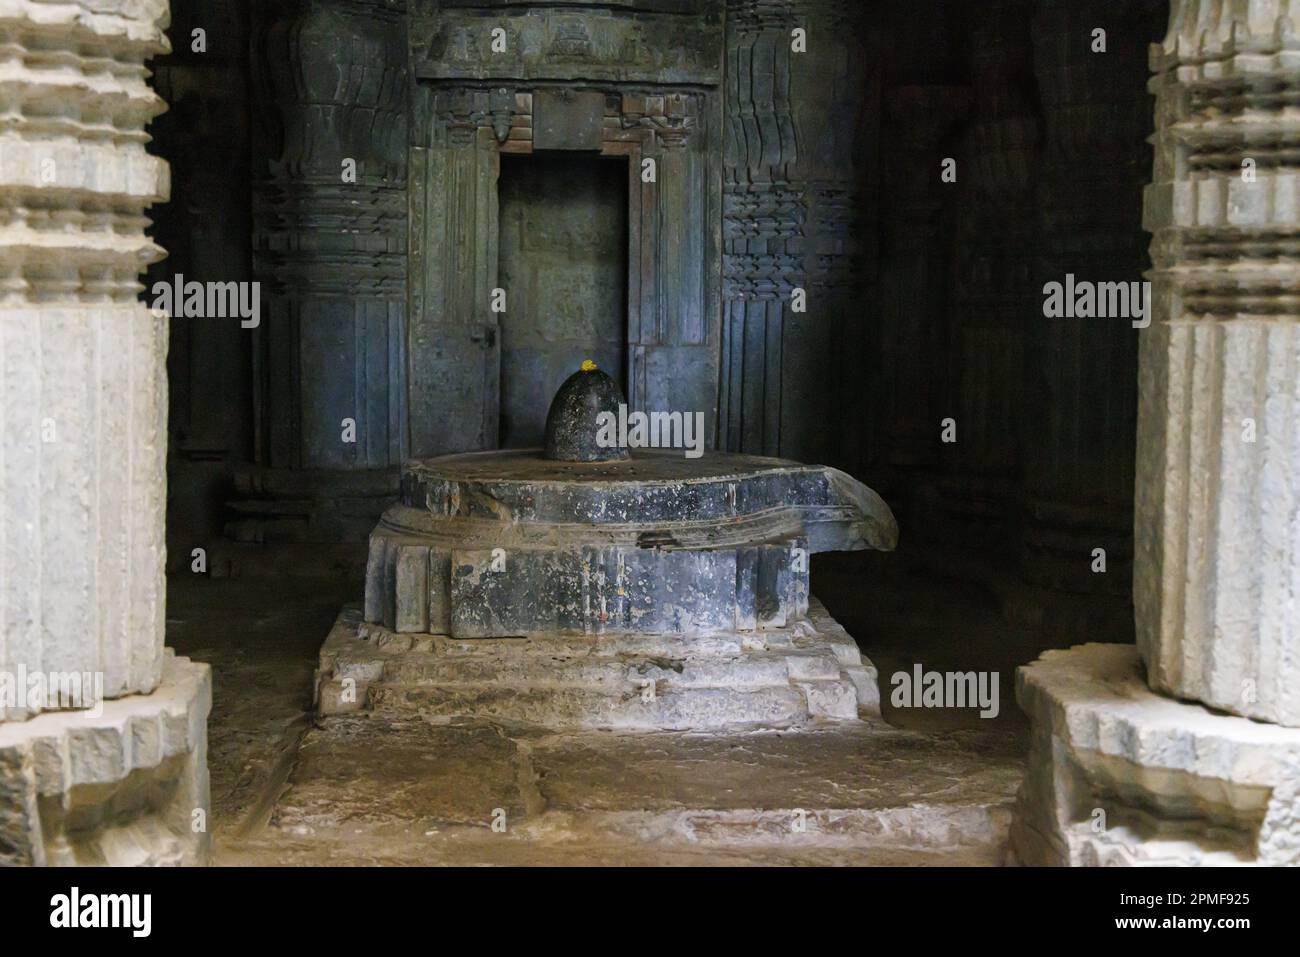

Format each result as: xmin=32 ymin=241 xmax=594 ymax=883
xmin=411 ymin=1 xmax=724 ymax=85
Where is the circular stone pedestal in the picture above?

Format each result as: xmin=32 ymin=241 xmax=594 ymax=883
xmin=364 ymin=449 xmax=897 ymax=639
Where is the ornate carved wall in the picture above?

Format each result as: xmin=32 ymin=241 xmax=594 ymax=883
xmin=152 ymin=0 xmax=1167 ymax=633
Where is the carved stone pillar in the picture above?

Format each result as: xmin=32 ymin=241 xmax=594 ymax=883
xmin=874 ymin=86 xmax=966 ymax=471
xmin=1138 ymin=0 xmax=1300 ymax=726
xmin=0 ymin=1 xmax=169 ymax=718
xmin=241 ymin=0 xmax=409 ymax=545
xmin=1012 ymin=0 xmax=1300 ymax=867
xmin=1020 ymin=0 xmax=1164 ymax=627
xmin=0 ymin=0 xmax=210 ymax=865
xmin=148 ymin=0 xmax=254 ymax=567
xmin=720 ymin=0 xmax=872 ymax=464
xmin=935 ymin=0 xmax=1039 ymax=551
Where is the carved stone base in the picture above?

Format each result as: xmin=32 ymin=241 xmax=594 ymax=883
xmin=0 ymin=653 xmax=211 ymax=867
xmin=1010 ymin=644 xmax=1300 ymax=866
xmin=316 ymin=598 xmax=879 ymax=731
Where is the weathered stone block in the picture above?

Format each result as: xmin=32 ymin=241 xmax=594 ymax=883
xmin=0 ymin=654 xmax=211 ymax=867
xmin=1011 ymin=644 xmax=1300 ymax=866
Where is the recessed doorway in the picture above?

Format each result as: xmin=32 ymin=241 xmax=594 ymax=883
xmin=497 ymin=152 xmax=630 ymax=448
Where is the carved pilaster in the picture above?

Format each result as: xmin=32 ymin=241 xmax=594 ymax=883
xmin=252 ymin=0 xmax=409 ymax=469
xmin=720 ymin=0 xmax=872 ymax=463
xmin=241 ymin=0 xmax=410 ymax=543
xmin=408 ymin=86 xmax=502 ymax=458
xmin=925 ymin=0 xmax=1040 ymax=556
xmin=953 ymin=0 xmax=1038 ymax=480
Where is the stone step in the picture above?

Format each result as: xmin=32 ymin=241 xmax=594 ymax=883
xmin=357 ymin=618 xmax=862 ymax=663
xmin=318 ymin=602 xmax=872 ymax=728
xmin=361 ymin=620 xmax=753 ymax=658
xmin=364 ymin=646 xmax=842 ymax=689
xmin=346 ymin=606 xmax=868 ymax=665
xmin=364 ymin=682 xmax=857 ymax=730
xmin=527 ymin=804 xmax=1011 ymax=853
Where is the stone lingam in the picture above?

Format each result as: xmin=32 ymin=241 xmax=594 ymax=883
xmin=316 ymin=363 xmax=898 ymax=730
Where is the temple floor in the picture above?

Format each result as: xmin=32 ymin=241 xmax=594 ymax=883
xmin=166 ymin=562 xmax=1028 ymax=866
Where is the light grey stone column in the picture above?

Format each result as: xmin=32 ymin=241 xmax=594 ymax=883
xmin=0 ymin=0 xmax=211 ymax=866
xmin=0 ymin=0 xmax=173 ymax=720
xmin=1138 ymin=0 xmax=1300 ymax=727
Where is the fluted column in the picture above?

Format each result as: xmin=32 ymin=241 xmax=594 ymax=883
xmin=0 ymin=0 xmax=171 ymax=719
xmin=1011 ymin=0 xmax=1300 ymax=868
xmin=1139 ymin=0 xmax=1300 ymax=726
xmin=0 ymin=0 xmax=211 ymax=867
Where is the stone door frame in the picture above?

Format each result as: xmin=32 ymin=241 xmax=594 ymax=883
xmin=407 ymin=81 xmax=721 ymax=458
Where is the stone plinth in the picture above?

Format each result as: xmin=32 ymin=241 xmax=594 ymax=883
xmin=1138 ymin=0 xmax=1300 ymax=725
xmin=0 ymin=654 xmax=212 ymax=866
xmin=1011 ymin=644 xmax=1300 ymax=867
xmin=365 ymin=449 xmax=898 ymax=639
xmin=318 ymin=598 xmax=878 ymax=729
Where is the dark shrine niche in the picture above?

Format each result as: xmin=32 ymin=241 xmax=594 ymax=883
xmin=497 ymin=151 xmax=629 ymax=448
xmin=406 ymin=0 xmax=724 ymax=457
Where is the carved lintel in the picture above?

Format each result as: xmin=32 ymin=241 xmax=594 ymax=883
xmin=413 ymin=4 xmax=724 ymax=86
